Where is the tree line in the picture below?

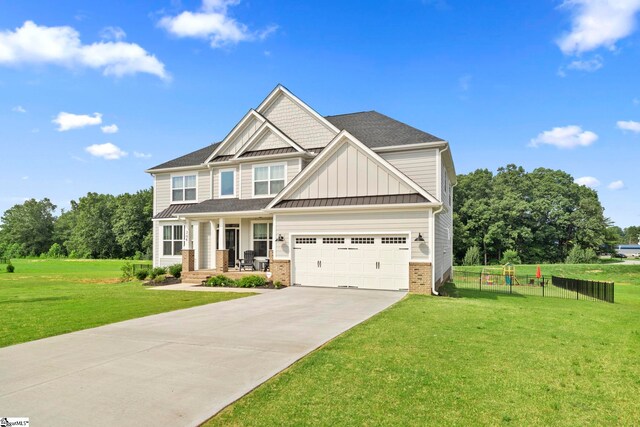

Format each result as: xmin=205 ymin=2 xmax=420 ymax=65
xmin=0 ymin=189 xmax=152 ymax=259
xmin=454 ymin=164 xmax=630 ymax=265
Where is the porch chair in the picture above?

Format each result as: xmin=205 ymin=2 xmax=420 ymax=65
xmin=237 ymin=250 xmax=256 ymax=271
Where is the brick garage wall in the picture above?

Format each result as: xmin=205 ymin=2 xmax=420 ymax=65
xmin=216 ymin=250 xmax=229 ymax=273
xmin=271 ymin=259 xmax=291 ymax=286
xmin=409 ymin=262 xmax=432 ymax=295
xmin=182 ymin=249 xmax=195 ymax=273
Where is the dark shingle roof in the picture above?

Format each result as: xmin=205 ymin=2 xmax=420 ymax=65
xmin=179 ymin=198 xmax=273 ymax=215
xmin=273 ymin=194 xmax=428 ymax=209
xmin=325 ymin=111 xmax=443 ymax=148
xmin=153 ymin=203 xmax=198 ymax=219
xmin=147 ymin=143 xmax=219 ymax=171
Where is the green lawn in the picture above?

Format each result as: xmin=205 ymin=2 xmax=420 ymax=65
xmin=207 ymin=263 xmax=640 ymax=426
xmin=0 ymin=259 xmax=253 ymax=348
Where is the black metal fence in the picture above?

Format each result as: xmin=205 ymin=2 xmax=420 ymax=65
xmin=551 ymin=276 xmax=614 ymax=303
xmin=453 ymin=271 xmax=614 ymax=303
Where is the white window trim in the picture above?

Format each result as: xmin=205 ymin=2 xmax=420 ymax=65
xmin=170 ymin=173 xmax=198 ymax=204
xmin=161 ymin=223 xmax=184 ymax=257
xmin=218 ymin=168 xmax=237 ymax=199
xmin=250 ymin=220 xmax=273 ymax=259
xmin=252 ymin=162 xmax=287 ymax=198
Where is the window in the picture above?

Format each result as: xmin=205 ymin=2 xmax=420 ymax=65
xmin=252 ymin=222 xmax=273 ymax=257
xmin=172 ymin=175 xmax=196 ymax=202
xmin=219 ymin=169 xmax=235 ymax=197
xmin=162 ymin=225 xmax=183 ymax=256
xmin=322 ymin=237 xmax=345 ymax=244
xmin=253 ymin=164 xmax=285 ymax=196
xmin=295 ymin=237 xmax=317 ymax=244
xmin=381 ymin=237 xmax=407 ymax=244
xmin=351 ymin=237 xmax=374 ymax=244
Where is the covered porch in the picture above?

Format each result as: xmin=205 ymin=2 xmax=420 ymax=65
xmin=179 ymin=214 xmax=275 ymax=275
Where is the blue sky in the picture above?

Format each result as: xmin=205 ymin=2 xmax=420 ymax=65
xmin=1 ymin=0 xmax=639 ymax=227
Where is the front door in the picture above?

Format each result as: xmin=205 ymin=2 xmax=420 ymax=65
xmin=225 ymin=228 xmax=239 ymax=267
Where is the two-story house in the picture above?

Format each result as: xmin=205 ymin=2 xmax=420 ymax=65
xmin=146 ymin=85 xmax=455 ymax=294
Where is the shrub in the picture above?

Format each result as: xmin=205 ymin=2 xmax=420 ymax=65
xmin=205 ymin=275 xmax=237 ymax=287
xmin=274 ymin=281 xmax=283 ymax=288
xmin=6 ymin=263 xmax=15 ymax=273
xmin=236 ymin=275 xmax=267 ymax=288
xmin=133 ymin=251 xmax=144 ymax=261
xmin=154 ymin=274 xmax=166 ymax=283
xmin=121 ymin=262 xmax=134 ymax=281
xmin=462 ymin=246 xmax=481 ymax=266
xmin=566 ymin=246 xmax=598 ymax=264
xmin=168 ymin=264 xmax=182 ymax=278
xmin=47 ymin=243 xmax=64 ymax=258
xmin=149 ymin=267 xmax=167 ymax=280
xmin=501 ymin=250 xmax=522 ymax=265
xmin=135 ymin=270 xmax=149 ymax=280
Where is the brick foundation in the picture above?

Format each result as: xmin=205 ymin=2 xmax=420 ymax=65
xmin=409 ymin=262 xmax=433 ymax=295
xmin=271 ymin=259 xmax=291 ymax=286
xmin=216 ymin=250 xmax=229 ymax=273
xmin=182 ymin=249 xmax=195 ymax=273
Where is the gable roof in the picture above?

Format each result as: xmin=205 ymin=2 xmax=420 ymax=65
xmin=266 ymin=130 xmax=440 ymax=209
xmin=147 ymin=143 xmax=219 ymax=171
xmin=325 ymin=111 xmax=443 ymax=149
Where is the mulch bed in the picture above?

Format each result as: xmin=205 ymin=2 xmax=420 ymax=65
xmin=143 ymin=277 xmax=181 ymax=287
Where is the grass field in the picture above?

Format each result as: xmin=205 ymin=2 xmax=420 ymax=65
xmin=0 ymin=259 xmax=252 ymax=348
xmin=207 ymin=263 xmax=640 ymax=426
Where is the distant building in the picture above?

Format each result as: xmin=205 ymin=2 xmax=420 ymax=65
xmin=616 ymin=244 xmax=640 ymax=256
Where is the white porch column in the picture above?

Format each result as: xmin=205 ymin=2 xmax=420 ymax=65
xmin=218 ymin=217 xmax=226 ymax=250
xmin=185 ymin=219 xmax=192 ymax=249
xmin=193 ymin=222 xmax=200 ymax=271
xmin=210 ymin=220 xmax=217 ymax=269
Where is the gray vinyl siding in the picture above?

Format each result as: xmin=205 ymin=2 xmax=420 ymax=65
xmin=434 ymin=161 xmax=453 ymax=284
xmin=274 ymin=209 xmax=430 ymax=261
xmin=239 ymin=158 xmax=301 ymax=199
xmin=198 ymin=170 xmax=211 ymax=201
xmin=155 ymin=174 xmax=171 ymax=215
xmin=289 ymin=142 xmax=413 ymax=200
xmin=263 ymin=93 xmax=336 ymax=150
xmin=379 ymin=148 xmax=438 ymax=199
xmin=156 ymin=221 xmax=184 ymax=268
xmin=211 ymin=166 xmax=240 ymax=199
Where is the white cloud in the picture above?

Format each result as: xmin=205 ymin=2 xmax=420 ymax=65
xmin=158 ymin=0 xmax=277 ymax=48
xmin=85 ymin=142 xmax=127 ymax=160
xmin=529 ymin=125 xmax=598 ymax=149
xmin=575 ymin=176 xmax=601 ymax=187
xmin=557 ymin=0 xmax=640 ymax=55
xmin=608 ymin=180 xmax=625 ymax=190
xmin=567 ymin=55 xmax=604 ymax=71
xmin=99 ymin=26 xmax=126 ymax=41
xmin=101 ymin=124 xmax=119 ymax=134
xmin=12 ymin=105 xmax=26 ymax=113
xmin=0 ymin=21 xmax=169 ymax=80
xmin=617 ymin=120 xmax=640 ymax=133
xmin=133 ymin=151 xmax=152 ymax=158
xmin=53 ymin=112 xmax=102 ymax=131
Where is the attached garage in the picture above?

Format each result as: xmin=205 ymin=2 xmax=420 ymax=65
xmin=291 ymin=234 xmax=410 ymax=291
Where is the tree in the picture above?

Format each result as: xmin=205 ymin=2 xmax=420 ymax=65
xmin=65 ymin=193 xmax=119 ymax=258
xmin=0 ymin=198 xmax=56 ymax=256
xmin=112 ymin=189 xmax=153 ymax=258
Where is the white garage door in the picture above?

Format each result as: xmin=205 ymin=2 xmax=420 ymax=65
xmin=291 ymin=235 xmax=410 ymax=291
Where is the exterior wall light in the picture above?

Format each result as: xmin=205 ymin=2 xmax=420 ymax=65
xmin=414 ymin=233 xmax=425 ymax=242
xmin=276 ymin=234 xmax=285 ymax=242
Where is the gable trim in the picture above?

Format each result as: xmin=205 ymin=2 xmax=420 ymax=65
xmin=265 ymin=130 xmax=440 ymax=209
xmin=204 ymin=109 xmax=265 ymax=163
xmin=232 ymin=121 xmax=305 ymax=159
xmin=257 ymin=85 xmax=341 ymax=135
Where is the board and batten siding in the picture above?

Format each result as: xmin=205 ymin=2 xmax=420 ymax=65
xmin=379 ymin=148 xmax=438 ymax=199
xmin=274 ymin=209 xmax=431 ymax=261
xmin=262 ymin=94 xmax=336 ymax=150
xmin=289 ymin=142 xmax=413 ymax=200
xmin=218 ymin=116 xmax=262 ymax=156
xmin=239 ymin=158 xmax=300 ymax=199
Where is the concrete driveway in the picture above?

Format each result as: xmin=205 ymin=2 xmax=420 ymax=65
xmin=0 ymin=287 xmax=404 ymax=426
